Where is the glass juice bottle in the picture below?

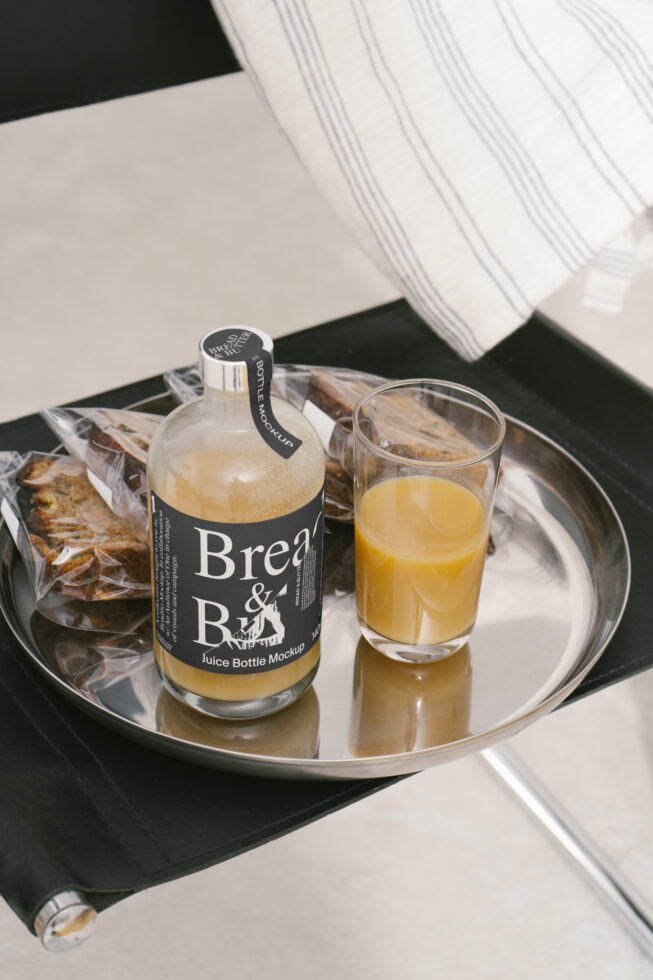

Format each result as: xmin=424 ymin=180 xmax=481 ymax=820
xmin=148 ymin=327 xmax=325 ymax=719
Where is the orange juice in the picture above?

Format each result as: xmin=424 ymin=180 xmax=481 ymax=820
xmin=355 ymin=476 xmax=488 ymax=646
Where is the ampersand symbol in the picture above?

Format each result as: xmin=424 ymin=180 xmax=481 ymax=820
xmin=245 ymin=581 xmax=272 ymax=614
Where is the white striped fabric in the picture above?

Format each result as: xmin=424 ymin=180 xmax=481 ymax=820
xmin=211 ymin=0 xmax=653 ymax=359
xmin=583 ymin=207 xmax=653 ymax=314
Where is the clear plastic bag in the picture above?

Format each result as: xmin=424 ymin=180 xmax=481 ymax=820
xmin=0 ymin=451 xmax=151 ymax=607
xmin=32 ymin=613 xmax=152 ymax=691
xmin=162 ymin=364 xmax=203 ymax=405
xmin=163 ymin=362 xmax=480 ymax=520
xmin=164 ymin=363 xmax=386 ymax=521
xmin=41 ymin=406 xmax=163 ymax=533
xmin=35 ymin=591 xmax=151 ymax=634
xmin=273 ymin=365 xmax=388 ymax=520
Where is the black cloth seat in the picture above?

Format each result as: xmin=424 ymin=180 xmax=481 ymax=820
xmin=0 ymin=302 xmax=651 ymax=933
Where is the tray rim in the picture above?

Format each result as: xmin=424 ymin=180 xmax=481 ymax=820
xmin=0 ymin=408 xmax=631 ymax=780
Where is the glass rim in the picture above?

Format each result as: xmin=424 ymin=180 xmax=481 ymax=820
xmin=352 ymin=378 xmax=506 ymax=469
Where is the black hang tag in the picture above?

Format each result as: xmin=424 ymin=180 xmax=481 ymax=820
xmin=201 ymin=328 xmax=302 ymax=458
xmin=245 ymin=347 xmax=301 ymax=459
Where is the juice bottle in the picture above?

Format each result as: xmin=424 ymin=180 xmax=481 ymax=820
xmin=148 ymin=326 xmax=325 ymax=719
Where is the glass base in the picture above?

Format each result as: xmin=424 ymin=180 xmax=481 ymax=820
xmin=358 ymin=617 xmax=471 ymax=664
xmin=156 ymin=660 xmax=320 ymax=720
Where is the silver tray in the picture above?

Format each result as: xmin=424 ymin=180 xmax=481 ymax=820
xmin=0 ymin=402 xmax=630 ymax=780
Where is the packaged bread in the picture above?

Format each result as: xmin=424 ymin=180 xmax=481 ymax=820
xmin=35 ymin=591 xmax=152 ymax=633
xmin=0 ymin=451 xmax=151 ymax=605
xmin=353 ymin=384 xmax=480 ymax=462
xmin=41 ymin=406 xmax=163 ymax=533
xmin=162 ymin=364 xmax=203 ymax=405
xmin=279 ymin=368 xmax=482 ymax=508
xmin=164 ymin=363 xmax=480 ymax=521
xmin=164 ymin=363 xmax=386 ymax=520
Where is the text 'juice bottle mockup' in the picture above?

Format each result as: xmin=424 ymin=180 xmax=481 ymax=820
xmin=148 ymin=327 xmax=326 ymax=719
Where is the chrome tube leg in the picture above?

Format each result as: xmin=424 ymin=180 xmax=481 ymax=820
xmin=481 ymin=744 xmax=653 ymax=960
xmin=33 ymin=891 xmax=97 ymax=951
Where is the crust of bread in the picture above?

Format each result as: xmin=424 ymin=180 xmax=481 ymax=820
xmin=87 ymin=409 xmax=161 ymax=494
xmin=17 ymin=455 xmax=149 ymax=600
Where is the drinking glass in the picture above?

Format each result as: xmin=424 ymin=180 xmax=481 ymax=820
xmin=353 ymin=380 xmax=505 ymax=662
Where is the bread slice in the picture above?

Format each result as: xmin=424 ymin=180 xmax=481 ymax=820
xmin=306 ymin=370 xmax=376 ymax=422
xmin=307 ymin=370 xmax=478 ymax=462
xmin=366 ymin=389 xmax=479 ymax=463
xmin=17 ymin=455 xmax=150 ymax=600
xmin=87 ymin=408 xmax=161 ymax=494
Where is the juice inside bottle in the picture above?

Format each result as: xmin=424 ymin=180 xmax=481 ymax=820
xmin=355 ymin=475 xmax=489 ymax=647
xmin=148 ymin=327 xmax=325 ymax=719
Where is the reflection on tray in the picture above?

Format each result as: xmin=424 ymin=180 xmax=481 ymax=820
xmin=322 ymin=521 xmax=355 ymax=598
xmin=31 ymin=612 xmax=152 ymax=695
xmin=36 ymin=592 xmax=151 ymax=634
xmin=349 ymin=638 xmax=472 ymax=756
xmin=155 ymin=686 xmax=320 ymax=759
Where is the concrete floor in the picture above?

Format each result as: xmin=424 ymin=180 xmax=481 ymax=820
xmin=0 ymin=73 xmax=652 ymax=978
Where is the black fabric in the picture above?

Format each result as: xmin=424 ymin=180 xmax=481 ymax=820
xmin=0 ymin=1 xmax=240 ymax=124
xmin=0 ymin=301 xmax=650 ymax=933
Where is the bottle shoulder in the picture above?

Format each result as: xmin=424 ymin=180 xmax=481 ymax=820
xmin=148 ymin=396 xmax=325 ymax=522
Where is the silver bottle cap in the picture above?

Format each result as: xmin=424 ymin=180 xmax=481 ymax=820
xmin=199 ymin=326 xmax=274 ymax=393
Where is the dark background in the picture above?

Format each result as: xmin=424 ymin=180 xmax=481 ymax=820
xmin=0 ymin=1 xmax=239 ymax=124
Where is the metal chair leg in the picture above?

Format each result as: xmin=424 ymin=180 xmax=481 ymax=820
xmin=482 ymin=744 xmax=653 ymax=960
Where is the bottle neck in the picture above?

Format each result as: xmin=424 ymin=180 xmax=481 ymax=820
xmin=202 ymin=385 xmax=256 ymax=430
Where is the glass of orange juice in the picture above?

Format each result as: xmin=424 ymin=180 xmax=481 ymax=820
xmin=353 ymin=380 xmax=504 ymax=663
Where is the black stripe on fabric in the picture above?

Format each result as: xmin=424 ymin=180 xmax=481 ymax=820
xmin=350 ymin=0 xmax=531 ymax=319
xmin=272 ymin=0 xmax=480 ymax=357
xmin=432 ymin=0 xmax=595 ymax=264
xmin=495 ymin=0 xmax=644 ymax=214
xmin=413 ymin=0 xmax=582 ymax=273
xmin=412 ymin=0 xmax=589 ymax=272
xmin=269 ymin=0 xmax=447 ymax=344
xmin=575 ymin=0 xmax=653 ymax=79
xmin=296 ymin=0 xmax=485 ymax=356
xmin=212 ymin=0 xmax=314 ymax=172
xmin=212 ymin=0 xmax=271 ymax=105
xmin=277 ymin=0 xmax=482 ymax=357
xmin=561 ymin=0 xmax=653 ymax=124
xmin=577 ymin=0 xmax=653 ymax=77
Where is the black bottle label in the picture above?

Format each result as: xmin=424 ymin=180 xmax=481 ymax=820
xmin=150 ymin=485 xmax=325 ymax=674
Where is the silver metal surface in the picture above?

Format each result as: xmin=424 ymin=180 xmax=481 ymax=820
xmin=482 ymin=745 xmax=653 ymax=959
xmin=0 ymin=412 xmax=630 ymax=780
xmin=33 ymin=891 xmax=97 ymax=952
